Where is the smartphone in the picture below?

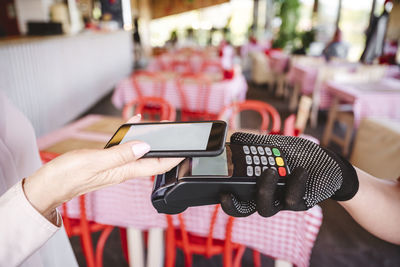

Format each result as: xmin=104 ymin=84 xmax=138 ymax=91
xmin=104 ymin=121 xmax=227 ymax=157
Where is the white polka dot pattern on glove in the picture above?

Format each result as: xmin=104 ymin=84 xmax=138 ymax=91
xmin=231 ymin=132 xmax=343 ymax=208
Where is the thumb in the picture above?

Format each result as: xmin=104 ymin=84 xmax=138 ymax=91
xmin=284 ymin=167 xmax=309 ymax=211
xmin=256 ymin=168 xmax=283 ymax=217
xmin=100 ymin=141 xmax=151 ymax=169
xmin=220 ymin=193 xmax=256 ymax=217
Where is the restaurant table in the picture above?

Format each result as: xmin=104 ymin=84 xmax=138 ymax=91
xmin=111 ymin=68 xmax=248 ymax=115
xmin=322 ymin=78 xmax=400 ymax=148
xmin=269 ymin=52 xmax=290 ymax=75
xmin=286 ymin=60 xmax=357 ymax=111
xmin=286 ymin=61 xmax=400 ymax=111
xmin=147 ymin=49 xmax=221 ymax=74
xmin=38 ymin=114 xmax=323 ymax=267
xmin=240 ymin=42 xmax=271 ymax=58
xmin=268 ymin=52 xmax=290 ymax=97
xmin=286 ymin=60 xmax=400 ymax=129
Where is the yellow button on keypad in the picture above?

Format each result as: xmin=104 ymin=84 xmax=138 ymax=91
xmin=276 ymin=157 xmax=284 ymax=166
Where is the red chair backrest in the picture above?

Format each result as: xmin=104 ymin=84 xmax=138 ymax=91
xmin=122 ymin=96 xmax=176 ymax=121
xmin=157 ymin=53 xmax=173 ymax=71
xmin=218 ymin=100 xmax=281 ymax=134
xmin=201 ymin=59 xmax=223 ymax=73
xmin=283 ymin=95 xmax=312 ymax=136
xmin=39 ymin=151 xmax=60 ymax=163
xmin=132 ymin=71 xmax=166 ymax=99
xmin=171 ymin=59 xmax=191 ymax=73
xmin=283 ymin=114 xmax=300 ymax=136
xmin=176 ymin=73 xmax=212 ymax=115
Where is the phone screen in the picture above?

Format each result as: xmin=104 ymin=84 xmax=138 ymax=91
xmin=177 ymin=146 xmax=234 ymax=178
xmin=191 ymin=148 xmax=228 ymax=175
xmin=119 ymin=122 xmax=212 ymax=151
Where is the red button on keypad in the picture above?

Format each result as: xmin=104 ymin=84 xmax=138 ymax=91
xmin=278 ymin=167 xmax=287 ymax=176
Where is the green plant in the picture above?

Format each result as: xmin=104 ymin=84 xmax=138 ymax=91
xmin=300 ymin=29 xmax=316 ymax=49
xmin=272 ymin=0 xmax=301 ymax=49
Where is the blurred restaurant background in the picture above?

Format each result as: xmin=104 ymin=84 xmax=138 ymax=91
xmin=1 ymin=0 xmax=400 ymax=266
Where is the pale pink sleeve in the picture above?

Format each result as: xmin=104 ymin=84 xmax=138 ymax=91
xmin=0 ymin=180 xmax=61 ymax=266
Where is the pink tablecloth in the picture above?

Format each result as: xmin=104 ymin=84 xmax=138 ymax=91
xmin=240 ymin=42 xmax=271 ymax=58
xmin=326 ymin=78 xmax=400 ymax=126
xmin=269 ymin=52 xmax=290 ymax=74
xmin=74 ymin=180 xmax=322 ymax=267
xmin=111 ymin=71 xmax=248 ymax=114
xmin=287 ymin=64 xmax=319 ymax=94
xmin=147 ymin=53 xmax=222 ymax=74
xmin=287 ymin=61 xmax=400 ymax=110
xmin=38 ymin=114 xmax=323 ymax=267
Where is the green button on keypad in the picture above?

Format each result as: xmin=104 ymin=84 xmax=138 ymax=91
xmin=272 ymin=148 xmax=280 ymax=156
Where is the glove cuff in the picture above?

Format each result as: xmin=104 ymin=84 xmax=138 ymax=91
xmin=322 ymin=148 xmax=359 ymax=201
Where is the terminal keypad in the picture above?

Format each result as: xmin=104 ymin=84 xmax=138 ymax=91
xmin=242 ymin=145 xmax=288 ymax=178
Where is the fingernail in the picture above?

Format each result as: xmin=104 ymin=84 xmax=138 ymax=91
xmin=132 ymin=142 xmax=150 ymax=158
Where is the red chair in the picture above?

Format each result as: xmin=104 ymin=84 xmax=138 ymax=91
xmin=283 ymin=114 xmax=299 ymax=136
xmin=218 ymin=100 xmax=281 ymax=134
xmin=39 ymin=151 xmax=114 ymax=267
xmin=201 ymin=59 xmax=223 ymax=74
xmin=218 ymin=100 xmax=282 ymax=266
xmin=132 ymin=71 xmax=166 ymax=99
xmin=171 ymin=60 xmax=191 ymax=73
xmin=165 ymin=205 xmax=246 ymax=267
xmin=121 ymin=97 xmax=177 ymax=264
xmin=132 ymin=71 xmax=170 ymax=119
xmin=157 ymin=54 xmax=173 ymax=71
xmin=283 ymin=96 xmax=312 ymax=137
xmin=176 ymin=73 xmax=218 ymax=121
xmin=188 ymin=52 xmax=206 ymax=73
xmin=122 ymin=96 xmax=176 ymax=121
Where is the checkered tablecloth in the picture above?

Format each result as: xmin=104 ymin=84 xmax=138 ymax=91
xmin=269 ymin=52 xmax=290 ymax=74
xmin=63 ymin=178 xmax=322 ymax=267
xmin=38 ymin=115 xmax=323 ymax=267
xmin=111 ymin=70 xmax=248 ymax=115
xmin=326 ymin=79 xmax=400 ymax=126
xmin=240 ymin=42 xmax=271 ymax=58
xmin=286 ymin=61 xmax=400 ymax=111
xmin=147 ymin=52 xmax=223 ymax=74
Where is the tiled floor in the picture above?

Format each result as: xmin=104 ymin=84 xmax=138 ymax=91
xmin=71 ymin=83 xmax=400 ymax=267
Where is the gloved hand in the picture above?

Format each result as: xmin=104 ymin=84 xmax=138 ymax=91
xmin=220 ymin=132 xmax=359 ymax=217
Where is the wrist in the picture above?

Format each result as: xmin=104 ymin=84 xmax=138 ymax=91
xmin=337 ymin=167 xmax=365 ymax=207
xmin=321 ymin=147 xmax=359 ymax=201
xmin=23 ymin=176 xmax=61 ymax=217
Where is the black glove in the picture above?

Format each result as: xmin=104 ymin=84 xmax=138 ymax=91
xmin=220 ymin=132 xmax=359 ymax=217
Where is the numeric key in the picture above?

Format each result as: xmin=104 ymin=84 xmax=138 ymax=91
xmin=268 ymin=156 xmax=276 ymax=165
xmin=253 ymin=156 xmax=260 ymax=165
xmin=247 ymin=166 xmax=254 ymax=176
xmin=261 ymin=156 xmax=268 ymax=165
xmin=255 ymin=166 xmax=261 ymax=176
xmin=246 ymin=155 xmax=252 ymax=164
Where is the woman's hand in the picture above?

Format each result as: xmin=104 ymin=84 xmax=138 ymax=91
xmin=24 ymin=115 xmax=183 ymax=219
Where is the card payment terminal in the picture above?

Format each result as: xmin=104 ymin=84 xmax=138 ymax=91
xmin=151 ymin=143 xmax=290 ymax=214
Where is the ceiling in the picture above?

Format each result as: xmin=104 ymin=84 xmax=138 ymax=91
xmin=150 ymin=0 xmax=229 ymax=19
